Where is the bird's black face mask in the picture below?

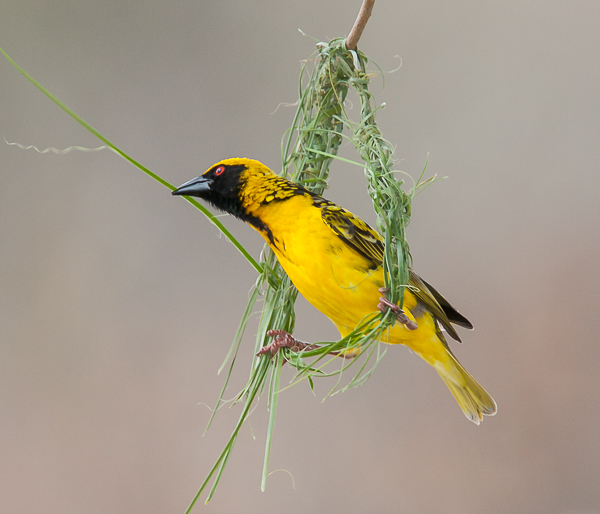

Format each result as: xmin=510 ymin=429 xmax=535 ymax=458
xmin=172 ymin=163 xmax=248 ymax=218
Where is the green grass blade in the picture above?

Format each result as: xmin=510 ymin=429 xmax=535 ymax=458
xmin=262 ymin=352 xmax=283 ymax=491
xmin=185 ymin=359 xmax=270 ymax=511
xmin=0 ymin=45 xmax=263 ymax=275
xmin=204 ymin=284 xmax=261 ymax=433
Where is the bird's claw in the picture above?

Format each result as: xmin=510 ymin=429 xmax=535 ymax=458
xmin=258 ymin=330 xmax=356 ymax=360
xmin=378 ymin=287 xmax=418 ymax=330
xmin=257 ymin=330 xmax=317 ymax=358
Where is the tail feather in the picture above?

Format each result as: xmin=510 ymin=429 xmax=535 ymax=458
xmin=436 ymin=354 xmax=497 ymax=425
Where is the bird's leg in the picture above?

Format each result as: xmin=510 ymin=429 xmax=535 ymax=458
xmin=378 ymin=287 xmax=418 ymax=330
xmin=257 ymin=330 xmax=356 ymax=360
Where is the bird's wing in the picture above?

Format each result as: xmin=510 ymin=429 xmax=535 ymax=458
xmin=419 ymin=276 xmax=473 ymax=330
xmin=409 ymin=271 xmax=468 ymax=342
xmin=316 ymin=199 xmax=384 ymax=270
xmin=316 ymin=196 xmax=471 ymax=342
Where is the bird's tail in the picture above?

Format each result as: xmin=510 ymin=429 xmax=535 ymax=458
xmin=435 ymin=352 xmax=497 ymax=425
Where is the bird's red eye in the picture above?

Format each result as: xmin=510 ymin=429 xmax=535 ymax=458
xmin=215 ymin=166 xmax=226 ymax=176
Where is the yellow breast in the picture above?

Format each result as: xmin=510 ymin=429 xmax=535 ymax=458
xmin=251 ymin=195 xmax=434 ymax=344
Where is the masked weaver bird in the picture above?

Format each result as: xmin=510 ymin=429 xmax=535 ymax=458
xmin=173 ymin=158 xmax=497 ymax=424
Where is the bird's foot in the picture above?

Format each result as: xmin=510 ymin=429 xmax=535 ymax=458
xmin=378 ymin=287 xmax=418 ymax=330
xmin=258 ymin=330 xmax=356 ymax=360
xmin=257 ymin=330 xmax=318 ymax=358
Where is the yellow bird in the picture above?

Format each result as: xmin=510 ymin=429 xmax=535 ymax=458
xmin=173 ymin=158 xmax=497 ymax=424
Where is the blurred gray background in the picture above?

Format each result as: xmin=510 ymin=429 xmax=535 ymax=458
xmin=1 ymin=1 xmax=599 ymax=513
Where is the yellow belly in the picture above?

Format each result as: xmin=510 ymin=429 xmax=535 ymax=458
xmin=251 ymin=195 xmax=450 ymax=364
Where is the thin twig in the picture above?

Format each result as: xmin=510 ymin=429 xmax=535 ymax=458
xmin=346 ymin=0 xmax=375 ymax=50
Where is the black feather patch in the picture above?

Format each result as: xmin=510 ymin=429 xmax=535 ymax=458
xmin=315 ymin=197 xmax=384 ymax=270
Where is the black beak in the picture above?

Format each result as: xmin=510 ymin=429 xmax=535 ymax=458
xmin=172 ymin=176 xmax=213 ymax=197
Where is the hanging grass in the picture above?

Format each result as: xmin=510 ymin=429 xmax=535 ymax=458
xmin=194 ymin=36 xmax=438 ymax=509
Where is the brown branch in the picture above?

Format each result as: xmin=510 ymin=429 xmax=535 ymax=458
xmin=345 ymin=0 xmax=375 ymax=50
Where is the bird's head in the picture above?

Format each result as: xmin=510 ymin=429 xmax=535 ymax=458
xmin=172 ymin=157 xmax=275 ymax=218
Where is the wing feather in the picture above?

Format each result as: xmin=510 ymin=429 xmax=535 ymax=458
xmin=315 ymin=196 xmax=471 ymax=341
xmin=317 ymin=198 xmax=384 ymax=269
xmin=409 ymin=271 xmax=463 ymax=342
